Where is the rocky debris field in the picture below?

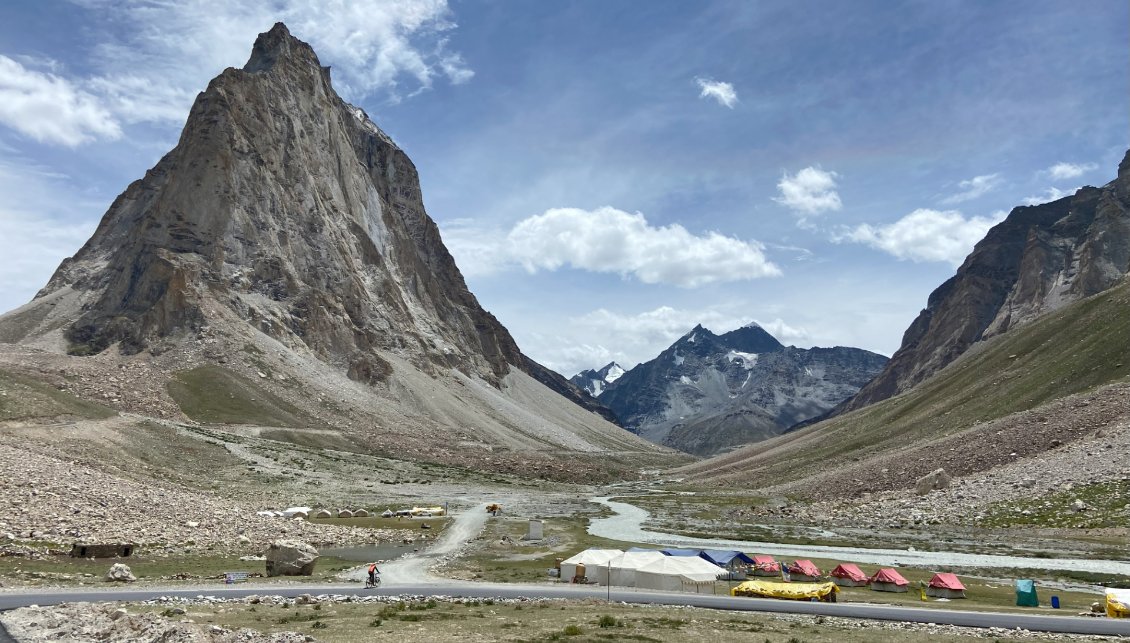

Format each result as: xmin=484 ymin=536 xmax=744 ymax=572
xmin=746 ymin=410 xmax=1130 ymax=534
xmin=0 ymin=442 xmax=408 ymax=557
xmin=731 ymin=382 xmax=1130 ymax=532
xmin=0 ymin=594 xmax=1118 ymax=642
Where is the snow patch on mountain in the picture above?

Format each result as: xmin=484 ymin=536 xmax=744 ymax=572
xmin=726 ymin=350 xmax=759 ymax=369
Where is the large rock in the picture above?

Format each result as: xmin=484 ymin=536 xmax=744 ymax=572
xmin=105 ymin=563 xmax=136 ymax=582
xmin=265 ymin=540 xmax=319 ymax=576
xmin=914 ymin=468 xmax=952 ymax=495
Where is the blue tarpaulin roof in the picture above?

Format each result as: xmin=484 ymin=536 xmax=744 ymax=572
xmin=700 ymin=550 xmax=755 ymax=566
xmin=660 ymin=548 xmax=702 ymax=557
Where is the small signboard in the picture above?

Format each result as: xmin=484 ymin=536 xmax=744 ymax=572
xmin=224 ymin=571 xmax=249 ymax=584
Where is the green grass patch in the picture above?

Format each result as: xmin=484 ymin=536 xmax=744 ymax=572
xmin=167 ymin=366 xmax=312 ymax=426
xmin=0 ymin=369 xmax=114 ymax=421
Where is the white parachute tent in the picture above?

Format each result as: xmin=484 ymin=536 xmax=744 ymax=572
xmin=593 ymin=551 xmax=668 ymax=586
xmin=635 ymin=555 xmax=723 ymax=592
xmin=559 ymin=549 xmax=622 ymax=583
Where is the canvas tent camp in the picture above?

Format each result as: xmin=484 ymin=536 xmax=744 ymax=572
xmin=750 ymin=554 xmax=780 ymax=576
xmin=559 ymin=549 xmax=622 ymax=583
xmin=1015 ymin=579 xmax=1039 ymax=607
xmin=830 ymin=563 xmax=868 ymax=587
xmin=700 ymin=550 xmax=754 ymax=570
xmin=869 ymin=568 xmax=909 ymax=593
xmin=787 ymin=560 xmax=822 ymax=582
xmin=926 ymin=573 xmax=966 ymax=598
xmin=595 ymin=550 xmax=667 ymax=587
xmin=635 ymin=555 xmax=723 ymax=593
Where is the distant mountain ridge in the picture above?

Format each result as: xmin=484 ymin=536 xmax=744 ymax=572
xmin=592 ymin=323 xmax=887 ymax=455
xmin=845 ymin=150 xmax=1130 ymax=411
xmin=569 ymin=362 xmax=625 ymax=397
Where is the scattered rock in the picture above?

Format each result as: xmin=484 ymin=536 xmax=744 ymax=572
xmin=105 ymin=563 xmax=136 ymax=583
xmin=914 ymin=468 xmax=952 ymax=495
xmin=265 ymin=540 xmax=318 ymax=577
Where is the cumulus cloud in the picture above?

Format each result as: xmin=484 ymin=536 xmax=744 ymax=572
xmin=842 ymin=208 xmax=1005 ymax=267
xmin=1023 ymin=186 xmax=1077 ymax=205
xmin=0 ymin=0 xmax=471 ymax=144
xmin=506 ymin=206 xmax=780 ymax=287
xmin=942 ymin=173 xmax=1001 ymax=204
xmin=696 ymin=77 xmax=738 ymax=108
xmin=754 ymin=318 xmax=810 ymax=344
xmin=774 ymin=166 xmax=842 ymax=223
xmin=1045 ymin=162 xmax=1097 ymax=180
xmin=0 ymin=56 xmax=121 ymax=146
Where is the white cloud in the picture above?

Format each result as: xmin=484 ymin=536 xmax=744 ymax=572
xmin=754 ymin=318 xmax=810 ymax=344
xmin=528 ymin=307 xmax=811 ymax=375
xmin=842 ymin=208 xmax=1005 ymax=267
xmin=0 ymin=1 xmax=471 ymax=144
xmin=1023 ymin=186 xmax=1077 ymax=205
xmin=696 ymin=77 xmax=738 ymax=108
xmin=1045 ymin=162 xmax=1097 ymax=180
xmin=774 ymin=166 xmax=842 ymax=222
xmin=506 ymin=206 xmax=781 ymax=287
xmin=0 ymin=159 xmax=102 ymax=313
xmin=0 ymin=55 xmax=121 ymax=146
xmin=942 ymin=173 xmax=1001 ymax=204
xmin=437 ymin=218 xmax=511 ymax=277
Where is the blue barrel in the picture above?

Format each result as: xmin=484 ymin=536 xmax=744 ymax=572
xmin=1051 ymin=595 xmax=1060 ymax=609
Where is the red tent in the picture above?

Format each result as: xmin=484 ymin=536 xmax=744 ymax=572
xmin=870 ymin=568 xmax=908 ymax=585
xmin=869 ymin=568 xmax=909 ymax=590
xmin=789 ymin=560 xmax=821 ymax=577
xmin=926 ymin=572 xmax=967 ymax=598
xmin=830 ymin=563 xmax=867 ymax=582
xmin=751 ymin=555 xmax=780 ymax=575
xmin=928 ymin=572 xmax=965 ymax=590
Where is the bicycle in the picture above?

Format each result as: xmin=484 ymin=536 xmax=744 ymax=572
xmin=365 ymin=575 xmax=382 ymax=589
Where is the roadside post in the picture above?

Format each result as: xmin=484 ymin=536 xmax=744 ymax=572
xmin=607 ymin=561 xmax=611 ymax=604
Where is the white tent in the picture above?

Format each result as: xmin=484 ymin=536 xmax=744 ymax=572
xmin=636 ymin=555 xmax=723 ymax=593
xmin=559 ymin=549 xmax=622 ymax=583
xmin=596 ymin=551 xmax=668 ymax=587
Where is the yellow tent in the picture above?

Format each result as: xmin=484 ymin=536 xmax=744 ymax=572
xmin=1107 ymin=588 xmax=1130 ymax=618
xmin=731 ymin=580 xmax=838 ymax=601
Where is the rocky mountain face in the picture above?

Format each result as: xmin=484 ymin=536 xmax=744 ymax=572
xmin=569 ymin=362 xmax=625 ymax=397
xmin=594 ymin=324 xmax=888 ymax=456
xmin=0 ymin=23 xmax=654 ymax=476
xmin=846 ymin=151 xmax=1130 ymax=411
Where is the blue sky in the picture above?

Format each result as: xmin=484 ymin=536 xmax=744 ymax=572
xmin=0 ymin=1 xmax=1126 ymax=377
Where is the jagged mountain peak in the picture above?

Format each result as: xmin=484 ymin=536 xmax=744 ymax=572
xmin=718 ymin=324 xmax=784 ymax=354
xmin=243 ymin=22 xmax=320 ymax=74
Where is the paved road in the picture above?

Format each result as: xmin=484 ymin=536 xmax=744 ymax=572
xmin=3 ymin=508 xmax=1128 ymax=638
xmin=1 ymin=582 xmax=1129 ymax=636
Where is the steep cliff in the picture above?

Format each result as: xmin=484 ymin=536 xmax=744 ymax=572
xmin=847 ymin=151 xmax=1130 ymax=410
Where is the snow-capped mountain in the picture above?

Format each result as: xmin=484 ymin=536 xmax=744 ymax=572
xmin=569 ymin=362 xmax=626 ymax=397
xmin=596 ymin=323 xmax=887 ymax=456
